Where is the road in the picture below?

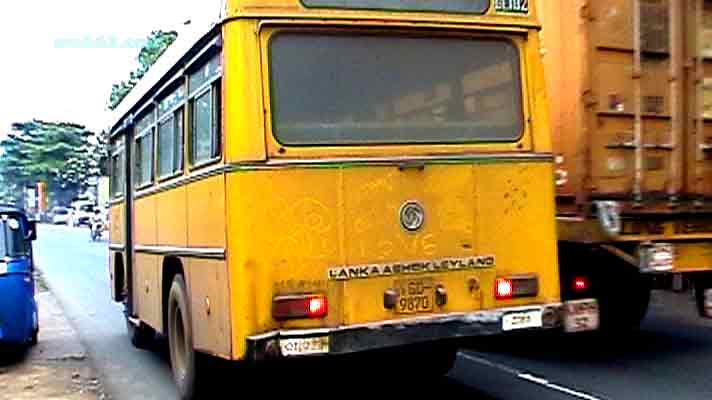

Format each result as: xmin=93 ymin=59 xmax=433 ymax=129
xmin=36 ymin=223 xmax=712 ymax=399
xmin=36 ymin=224 xmax=178 ymax=400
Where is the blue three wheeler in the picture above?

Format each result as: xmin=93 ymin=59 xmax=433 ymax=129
xmin=0 ymin=206 xmax=38 ymax=347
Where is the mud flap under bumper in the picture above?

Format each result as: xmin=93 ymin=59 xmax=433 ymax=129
xmin=246 ymin=303 xmax=562 ymax=360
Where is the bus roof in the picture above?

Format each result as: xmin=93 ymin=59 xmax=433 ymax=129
xmin=106 ymin=19 xmax=222 ymax=136
xmin=227 ymin=0 xmax=538 ymax=23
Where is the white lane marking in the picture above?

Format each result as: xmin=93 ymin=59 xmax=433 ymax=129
xmin=458 ymin=353 xmax=605 ymax=400
xmin=518 ymin=373 xmax=603 ymax=400
xmin=459 ymin=352 xmax=522 ymax=375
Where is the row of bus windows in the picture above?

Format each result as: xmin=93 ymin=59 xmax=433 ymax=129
xmin=111 ymin=54 xmax=221 ymax=196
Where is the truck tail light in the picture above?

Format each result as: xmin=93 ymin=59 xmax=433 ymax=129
xmin=273 ymin=294 xmax=328 ymax=320
xmin=573 ymin=276 xmax=589 ymax=291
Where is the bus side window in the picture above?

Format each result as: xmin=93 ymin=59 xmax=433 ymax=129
xmin=157 ymin=84 xmax=186 ymax=178
xmin=188 ymin=54 xmax=221 ymax=166
xmin=110 ymin=138 xmax=125 ymax=197
xmin=134 ymin=110 xmax=156 ymax=188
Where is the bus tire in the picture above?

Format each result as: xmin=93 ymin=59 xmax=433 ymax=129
xmin=168 ymin=274 xmax=211 ymax=400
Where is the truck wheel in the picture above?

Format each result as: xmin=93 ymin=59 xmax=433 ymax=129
xmin=168 ymin=274 xmax=211 ymax=400
xmin=630 ymin=276 xmax=651 ymax=323
xmin=599 ymin=271 xmax=651 ymax=332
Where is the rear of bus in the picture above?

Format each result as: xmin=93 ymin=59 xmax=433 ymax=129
xmin=224 ymin=0 xmax=563 ymax=364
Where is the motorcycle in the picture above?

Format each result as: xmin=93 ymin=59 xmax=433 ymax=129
xmin=90 ymin=217 xmax=106 ymax=242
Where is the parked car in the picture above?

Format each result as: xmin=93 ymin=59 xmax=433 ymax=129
xmin=50 ymin=206 xmax=71 ymax=225
xmin=0 ymin=206 xmax=39 ymax=347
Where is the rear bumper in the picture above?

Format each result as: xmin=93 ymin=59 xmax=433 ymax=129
xmin=246 ymin=303 xmax=562 ymax=360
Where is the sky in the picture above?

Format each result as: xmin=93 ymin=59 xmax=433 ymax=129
xmin=0 ymin=0 xmax=222 ymax=136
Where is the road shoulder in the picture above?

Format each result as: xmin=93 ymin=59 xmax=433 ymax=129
xmin=0 ymin=289 xmax=108 ymax=400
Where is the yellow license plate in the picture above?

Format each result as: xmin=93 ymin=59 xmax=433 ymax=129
xmin=395 ymin=277 xmax=435 ymax=314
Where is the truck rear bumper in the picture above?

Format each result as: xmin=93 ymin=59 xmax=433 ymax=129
xmin=246 ymin=303 xmax=562 ymax=360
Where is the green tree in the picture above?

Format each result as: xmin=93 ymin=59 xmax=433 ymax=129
xmin=108 ymin=30 xmax=178 ymax=110
xmin=0 ymin=120 xmax=106 ymax=206
xmin=0 ymin=173 xmax=21 ymax=206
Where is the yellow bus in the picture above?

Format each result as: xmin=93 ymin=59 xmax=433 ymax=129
xmin=106 ymin=1 xmax=575 ymax=398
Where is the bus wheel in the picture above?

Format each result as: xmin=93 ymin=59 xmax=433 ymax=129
xmin=168 ymin=274 xmax=211 ymax=400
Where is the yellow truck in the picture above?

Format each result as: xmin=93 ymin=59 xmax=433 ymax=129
xmin=106 ymin=1 xmax=579 ymax=398
xmin=538 ymin=0 xmax=712 ymax=330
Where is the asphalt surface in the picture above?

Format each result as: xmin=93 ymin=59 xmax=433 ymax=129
xmin=35 ymin=223 xmax=712 ymax=399
xmin=36 ymin=224 xmax=178 ymax=400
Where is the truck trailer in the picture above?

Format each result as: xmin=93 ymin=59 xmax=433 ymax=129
xmin=538 ymin=0 xmax=712 ymax=329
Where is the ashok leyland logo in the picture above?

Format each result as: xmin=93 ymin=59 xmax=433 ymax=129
xmin=400 ymin=201 xmax=425 ymax=232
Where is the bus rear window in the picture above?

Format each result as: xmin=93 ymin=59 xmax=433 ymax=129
xmin=269 ymin=32 xmax=524 ymax=146
xmin=301 ymin=0 xmax=490 ymax=14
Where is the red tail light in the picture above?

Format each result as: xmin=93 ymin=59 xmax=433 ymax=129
xmin=307 ymin=296 xmax=327 ymax=317
xmin=273 ymin=294 xmax=328 ymax=320
xmin=573 ymin=277 xmax=589 ymax=291
xmin=495 ymin=275 xmax=539 ymax=299
xmin=495 ymin=278 xmax=514 ymax=299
